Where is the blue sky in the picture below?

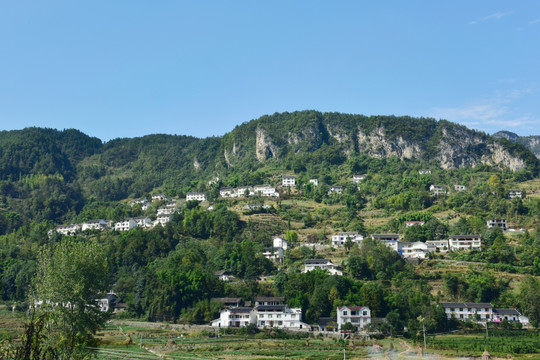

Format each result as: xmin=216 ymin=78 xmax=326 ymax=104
xmin=1 ymin=1 xmax=539 ymax=141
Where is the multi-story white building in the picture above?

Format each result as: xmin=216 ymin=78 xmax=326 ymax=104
xmin=400 ymin=242 xmax=436 ymax=259
xmin=419 ymin=169 xmax=432 ymax=175
xmin=155 ymin=214 xmax=173 ymax=227
xmin=337 ymin=306 xmax=371 ymax=330
xmin=211 ymin=307 xmax=257 ymax=328
xmin=332 ymin=232 xmax=363 ymax=247
xmin=426 ymin=240 xmax=449 ymax=252
xmin=487 ymin=219 xmax=507 ymax=231
xmin=157 ymin=207 xmax=174 ymax=216
xmin=134 ymin=216 xmax=153 ymax=228
xmin=508 ymin=190 xmax=523 ymax=199
xmin=52 ymin=224 xmax=81 ymax=236
xmin=262 ymin=247 xmax=284 ymax=263
xmin=454 ymin=185 xmax=467 ymax=191
xmin=237 ymin=186 xmax=254 ymax=197
xmin=282 ymin=175 xmax=296 ymax=187
xmin=186 ymin=192 xmax=206 ymax=201
xmin=273 ymin=237 xmax=288 ymax=250
xmin=371 ymin=234 xmax=400 ymax=242
xmin=220 ymin=187 xmax=236 ymax=198
xmin=430 ymin=184 xmax=449 ymax=196
xmin=441 ymin=302 xmax=493 ymax=321
xmin=448 ymin=235 xmax=482 ymax=251
xmin=114 ymin=218 xmax=138 ymax=232
xmin=254 ymin=297 xmax=285 ymax=306
xmin=152 ymin=194 xmax=168 ymax=202
xmin=352 ymin=174 xmax=366 ymax=183
xmin=256 ymin=305 xmax=308 ymax=329
xmin=254 ymin=185 xmax=279 ymax=197
xmin=82 ymin=219 xmax=111 ymax=232
xmin=303 ymin=259 xmax=342 ymax=276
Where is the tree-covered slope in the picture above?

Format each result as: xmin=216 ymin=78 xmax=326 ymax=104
xmin=493 ymin=130 xmax=540 ymax=159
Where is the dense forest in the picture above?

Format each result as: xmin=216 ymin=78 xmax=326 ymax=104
xmin=0 ymin=112 xmax=539 ymax=343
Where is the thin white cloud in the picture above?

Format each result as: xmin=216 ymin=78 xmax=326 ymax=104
xmin=469 ymin=11 xmax=513 ymax=25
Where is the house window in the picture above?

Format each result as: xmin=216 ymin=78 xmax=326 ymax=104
xmin=363 ymin=311 xmax=367 ymax=316
xmin=268 ymin=315 xmax=272 ymax=318
xmin=343 ymin=311 xmax=348 ymax=316
xmin=276 ymin=315 xmax=281 ymax=318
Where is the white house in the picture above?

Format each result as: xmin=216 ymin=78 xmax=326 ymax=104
xmin=152 ymin=194 xmax=168 ymax=202
xmin=256 ymin=305 xmax=308 ymax=329
xmin=487 ymin=219 xmax=507 ymax=231
xmin=254 ymin=185 xmax=279 ymax=197
xmin=114 ymin=218 xmax=138 ymax=232
xmin=352 ymin=174 xmax=366 ymax=183
xmin=273 ymin=237 xmax=288 ymax=250
xmin=308 ymin=179 xmax=318 ymax=186
xmin=419 ymin=169 xmax=432 ymax=175
xmin=220 ymin=187 xmax=236 ymax=198
xmin=134 ymin=216 xmax=153 ymax=228
xmin=430 ymin=184 xmax=449 ymax=196
xmin=52 ymin=224 xmax=81 ymax=236
xmin=214 ymin=271 xmax=235 ymax=282
xmin=303 ymin=259 xmax=343 ymax=276
xmin=186 ymin=192 xmax=206 ymax=201
xmin=328 ymin=185 xmax=343 ymax=195
xmin=441 ymin=302 xmax=493 ymax=321
xmin=237 ymin=186 xmax=254 ymax=197
xmin=426 ymin=240 xmax=449 ymax=252
xmin=332 ymin=232 xmax=363 ymax=247
xmin=157 ymin=207 xmax=174 ymax=216
xmin=97 ymin=292 xmax=118 ymax=312
xmin=262 ymin=247 xmax=284 ymax=263
xmin=508 ymin=190 xmax=523 ymax=199
xmin=254 ymin=297 xmax=285 ymax=306
xmin=337 ymin=306 xmax=371 ymax=330
xmin=371 ymin=234 xmax=400 ymax=242
xmin=454 ymin=185 xmax=467 ymax=191
xmin=282 ymin=175 xmax=296 ymax=187
xmin=400 ymin=242 xmax=436 ymax=259
xmin=211 ymin=307 xmax=257 ymax=328
xmin=448 ymin=235 xmax=482 ymax=251
xmin=155 ymin=214 xmax=172 ymax=227
xmin=82 ymin=219 xmax=111 ymax=232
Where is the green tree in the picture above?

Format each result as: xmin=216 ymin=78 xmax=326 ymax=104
xmin=518 ymin=276 xmax=540 ymax=328
xmin=31 ymin=239 xmax=110 ymax=359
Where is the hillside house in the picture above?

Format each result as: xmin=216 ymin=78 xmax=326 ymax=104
xmin=454 ymin=184 xmax=467 ymax=191
xmin=430 ymin=184 xmax=449 ymax=195
xmin=134 ymin=216 xmax=152 ymax=228
xmin=52 ymin=224 xmax=81 ymax=236
xmin=487 ymin=219 xmax=507 ymax=231
xmin=448 ymin=235 xmax=482 ymax=251
xmin=419 ymin=169 xmax=432 ymax=175
xmin=371 ymin=234 xmax=400 ymax=242
xmin=186 ymin=192 xmax=206 ymax=201
xmin=352 ymin=174 xmax=366 ymax=183
xmin=82 ymin=219 xmax=111 ymax=232
xmin=243 ymin=203 xmax=271 ymax=211
xmin=254 ymin=185 xmax=279 ymax=197
xmin=211 ymin=307 xmax=257 ymax=328
xmin=426 ymin=240 xmax=449 ymax=252
xmin=441 ymin=302 xmax=493 ymax=321
xmin=400 ymin=242 xmax=436 ymax=259
xmin=97 ymin=292 xmax=118 ymax=312
xmin=152 ymin=194 xmax=168 ymax=202
xmin=337 ymin=306 xmax=371 ymax=330
xmin=219 ymin=187 xmax=235 ymax=198
xmin=155 ymin=214 xmax=172 ymax=227
xmin=405 ymin=221 xmax=425 ymax=227
xmin=273 ymin=237 xmax=288 ymax=250
xmin=308 ymin=179 xmax=318 ymax=186
xmin=254 ymin=297 xmax=285 ymax=306
xmin=282 ymin=175 xmax=296 ymax=187
xmin=141 ymin=203 xmax=151 ymax=211
xmin=262 ymin=247 xmax=284 ymax=263
xmin=114 ymin=218 xmax=138 ymax=232
xmin=508 ymin=190 xmax=523 ymax=199
xmin=256 ymin=305 xmax=308 ymax=329
xmin=332 ymin=232 xmax=363 ymax=247
xmin=212 ymin=297 xmax=242 ymax=308
xmin=303 ymin=259 xmax=343 ymax=276
xmin=237 ymin=186 xmax=254 ymax=197
xmin=328 ymin=185 xmax=343 ymax=195
xmin=157 ymin=207 xmax=174 ymax=216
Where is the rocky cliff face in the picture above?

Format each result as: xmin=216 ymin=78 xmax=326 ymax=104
xmin=493 ymin=131 xmax=540 ymax=159
xmin=222 ymin=112 xmax=536 ymax=171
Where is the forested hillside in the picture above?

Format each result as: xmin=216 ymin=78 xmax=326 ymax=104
xmin=493 ymin=130 xmax=540 ymax=158
xmin=0 ymin=112 xmax=539 ymax=345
